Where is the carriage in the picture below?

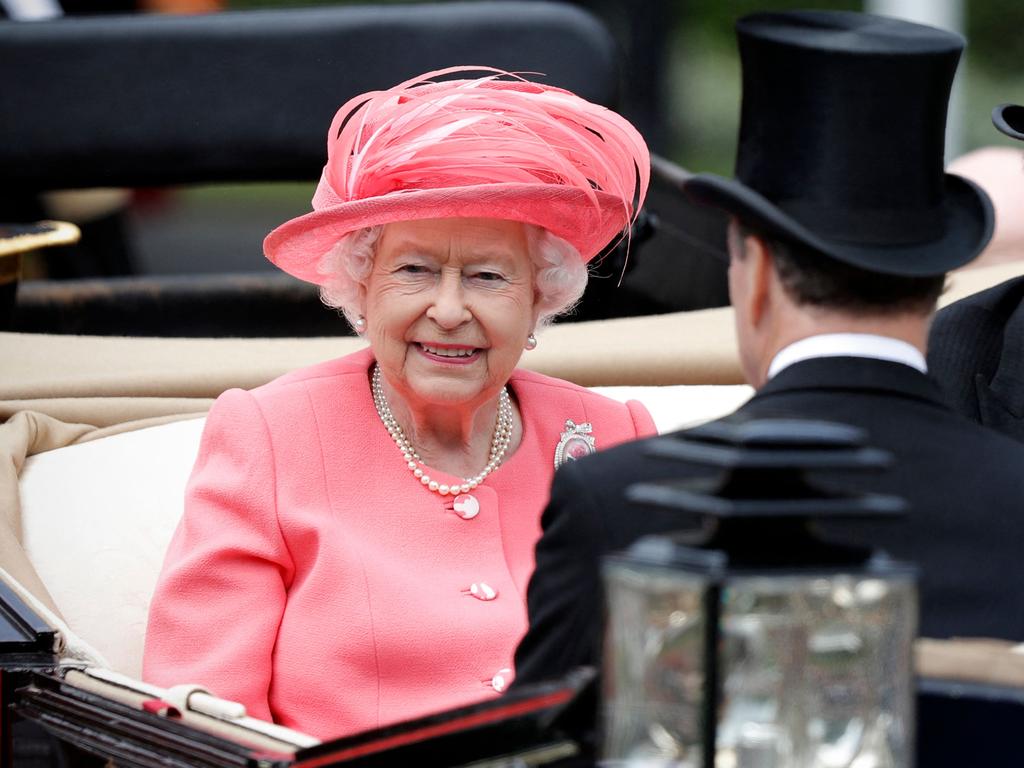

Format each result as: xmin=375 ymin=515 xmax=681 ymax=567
xmin=3 ymin=3 xmax=1024 ymax=765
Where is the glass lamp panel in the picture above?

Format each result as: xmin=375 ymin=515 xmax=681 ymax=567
xmin=716 ymin=573 xmax=917 ymax=768
xmin=602 ymin=562 xmax=708 ymax=767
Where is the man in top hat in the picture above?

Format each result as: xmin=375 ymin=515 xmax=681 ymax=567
xmin=927 ymin=105 xmax=1024 ymax=443
xmin=514 ymin=10 xmax=1024 ymax=689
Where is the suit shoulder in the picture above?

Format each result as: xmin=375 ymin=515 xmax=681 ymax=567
xmin=932 ymin=275 xmax=1024 ymax=346
xmin=941 ymin=275 xmax=1024 ymax=317
xmin=929 ymin=277 xmax=1024 ymax=415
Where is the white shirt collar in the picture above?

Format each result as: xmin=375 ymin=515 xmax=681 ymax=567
xmin=767 ymin=333 xmax=927 ymax=380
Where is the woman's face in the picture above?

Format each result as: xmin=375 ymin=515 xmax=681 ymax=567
xmin=361 ymin=217 xmax=539 ymax=410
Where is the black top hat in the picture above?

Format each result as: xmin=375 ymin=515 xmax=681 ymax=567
xmin=683 ymin=10 xmax=993 ymax=277
xmin=993 ymin=103 xmax=1024 ymax=141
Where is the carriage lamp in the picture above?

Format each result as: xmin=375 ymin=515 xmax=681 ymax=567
xmin=601 ymin=419 xmax=917 ymax=768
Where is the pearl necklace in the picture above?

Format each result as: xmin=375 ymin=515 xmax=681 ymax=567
xmin=371 ymin=364 xmax=514 ymax=496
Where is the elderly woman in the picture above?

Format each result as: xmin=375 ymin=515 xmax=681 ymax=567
xmin=143 ymin=67 xmax=654 ymax=739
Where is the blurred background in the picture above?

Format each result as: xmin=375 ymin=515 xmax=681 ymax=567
xmin=4 ymin=0 xmax=1023 ymax=320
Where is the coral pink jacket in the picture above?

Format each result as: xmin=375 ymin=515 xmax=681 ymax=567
xmin=143 ymin=348 xmax=654 ymax=740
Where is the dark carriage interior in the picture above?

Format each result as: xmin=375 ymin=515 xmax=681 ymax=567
xmin=0 ymin=0 xmax=728 ymax=337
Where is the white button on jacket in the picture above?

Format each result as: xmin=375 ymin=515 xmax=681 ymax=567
xmin=469 ymin=582 xmax=498 ymax=601
xmin=453 ymin=493 xmax=480 ymax=520
xmin=491 ymin=668 xmax=512 ymax=692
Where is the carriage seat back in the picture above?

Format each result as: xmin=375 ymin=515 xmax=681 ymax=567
xmin=16 ymin=385 xmax=752 ymax=678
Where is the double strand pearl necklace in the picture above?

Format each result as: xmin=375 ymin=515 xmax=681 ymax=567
xmin=371 ymin=364 xmax=514 ymax=496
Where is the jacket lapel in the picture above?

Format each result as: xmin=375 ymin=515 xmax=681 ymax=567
xmin=976 ymin=300 xmax=1024 ymax=439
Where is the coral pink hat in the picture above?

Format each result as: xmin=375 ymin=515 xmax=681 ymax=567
xmin=264 ymin=66 xmax=650 ymax=285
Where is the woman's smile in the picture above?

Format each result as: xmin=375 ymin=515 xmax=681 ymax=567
xmin=416 ymin=342 xmax=483 ymax=364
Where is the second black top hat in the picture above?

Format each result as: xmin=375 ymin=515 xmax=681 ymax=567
xmin=994 ymin=103 xmax=1024 ymax=141
xmin=683 ymin=10 xmax=993 ymax=277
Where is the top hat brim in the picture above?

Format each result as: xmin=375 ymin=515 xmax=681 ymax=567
xmin=993 ymin=103 xmax=1024 ymax=141
xmin=682 ymin=172 xmax=993 ymax=277
xmin=264 ymin=184 xmax=631 ymax=285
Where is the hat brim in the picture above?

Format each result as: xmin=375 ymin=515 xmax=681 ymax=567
xmin=993 ymin=103 xmax=1024 ymax=141
xmin=264 ymin=184 xmax=631 ymax=285
xmin=681 ymin=173 xmax=993 ymax=276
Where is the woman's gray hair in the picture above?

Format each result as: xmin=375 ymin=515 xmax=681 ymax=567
xmin=316 ymin=223 xmax=589 ymax=331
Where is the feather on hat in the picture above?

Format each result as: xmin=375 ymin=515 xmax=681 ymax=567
xmin=264 ymin=66 xmax=650 ymax=284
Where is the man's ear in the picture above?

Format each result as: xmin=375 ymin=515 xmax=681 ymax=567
xmin=741 ymin=233 xmax=773 ymax=328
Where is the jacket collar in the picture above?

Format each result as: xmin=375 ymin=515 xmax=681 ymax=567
xmin=976 ymin=300 xmax=1024 ymax=436
xmin=754 ymin=355 xmax=946 ymax=408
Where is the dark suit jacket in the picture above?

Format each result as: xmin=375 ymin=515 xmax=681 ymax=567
xmin=514 ymin=356 xmax=1024 ymax=687
xmin=928 ymin=275 xmax=1024 ymax=442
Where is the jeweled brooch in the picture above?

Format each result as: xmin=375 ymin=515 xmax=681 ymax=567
xmin=554 ymin=419 xmax=596 ymax=469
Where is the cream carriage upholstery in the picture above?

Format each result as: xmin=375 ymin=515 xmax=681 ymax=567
xmin=3 ymin=259 xmax=1024 ymax=742
xmin=2 ymin=303 xmax=755 ymax=679
xmin=17 ymin=387 xmax=757 ymax=680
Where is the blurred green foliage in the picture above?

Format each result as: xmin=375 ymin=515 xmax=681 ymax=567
xmin=968 ymin=1 xmax=1024 ymax=77
xmin=667 ymin=1 xmax=1024 ymax=173
xmin=669 ymin=1 xmax=856 ymax=172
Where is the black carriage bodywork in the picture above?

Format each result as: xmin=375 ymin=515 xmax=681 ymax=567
xmin=4 ymin=583 xmax=1024 ymax=767
xmin=0 ymin=585 xmax=595 ymax=767
xmin=0 ymin=1 xmax=728 ymax=337
xmin=0 ymin=580 xmax=58 ymax=764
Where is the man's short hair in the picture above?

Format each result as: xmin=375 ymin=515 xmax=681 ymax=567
xmin=733 ymin=221 xmax=945 ymax=316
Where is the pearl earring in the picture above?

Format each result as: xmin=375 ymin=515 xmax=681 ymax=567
xmin=525 ymin=333 xmax=538 ymax=351
xmin=353 ymin=316 xmax=366 ymax=333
